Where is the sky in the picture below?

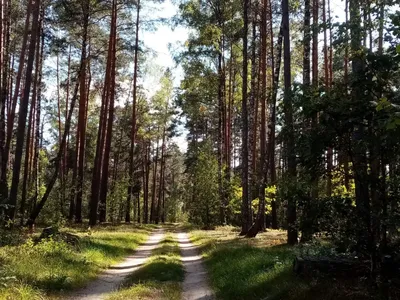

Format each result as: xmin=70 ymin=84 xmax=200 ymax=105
xmin=140 ymin=0 xmax=189 ymax=152
xmin=140 ymin=0 xmax=350 ymax=153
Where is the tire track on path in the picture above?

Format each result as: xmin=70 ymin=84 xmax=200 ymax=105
xmin=67 ymin=228 xmax=165 ymax=300
xmin=177 ymin=232 xmax=214 ymax=300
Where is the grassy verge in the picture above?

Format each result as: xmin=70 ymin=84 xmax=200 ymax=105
xmin=0 ymin=224 xmax=153 ymax=300
xmin=107 ymin=233 xmax=184 ymax=300
xmin=190 ymin=226 xmax=379 ymax=300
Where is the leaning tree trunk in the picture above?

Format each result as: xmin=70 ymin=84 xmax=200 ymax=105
xmin=26 ymin=59 xmax=84 ymax=228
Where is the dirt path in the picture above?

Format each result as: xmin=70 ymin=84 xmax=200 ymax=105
xmin=67 ymin=228 xmax=165 ymax=300
xmin=177 ymin=232 xmax=214 ymax=300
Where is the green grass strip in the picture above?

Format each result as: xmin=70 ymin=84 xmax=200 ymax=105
xmin=107 ymin=233 xmax=184 ymax=300
xmin=190 ymin=228 xmax=381 ymax=300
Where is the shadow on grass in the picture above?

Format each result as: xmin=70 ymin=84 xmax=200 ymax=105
xmin=125 ymin=259 xmax=184 ymax=283
xmin=202 ymin=239 xmax=383 ymax=300
xmin=13 ymin=251 xmax=96 ymax=291
xmin=64 ymin=223 xmax=157 ymax=234
xmin=80 ymin=240 xmax=138 ymax=260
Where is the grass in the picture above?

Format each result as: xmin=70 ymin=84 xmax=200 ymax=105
xmin=107 ymin=232 xmax=184 ymax=300
xmin=0 ymin=224 xmax=153 ymax=299
xmin=190 ymin=226 xmax=381 ymax=300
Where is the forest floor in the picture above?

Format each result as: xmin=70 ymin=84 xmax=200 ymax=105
xmin=0 ymin=224 xmax=384 ymax=300
xmin=0 ymin=224 xmax=214 ymax=300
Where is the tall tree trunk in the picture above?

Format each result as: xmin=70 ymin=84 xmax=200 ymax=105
xmin=20 ymin=19 xmax=41 ymax=224
xmin=89 ymin=2 xmax=115 ymax=225
xmin=300 ymin=0 xmax=312 ymax=242
xmin=126 ymin=0 xmax=140 ymax=224
xmin=283 ymin=0 xmax=297 ymax=245
xmin=56 ymin=53 xmax=65 ymax=215
xmin=74 ymin=0 xmax=89 ymax=223
xmin=99 ymin=0 xmax=117 ymax=223
xmin=323 ymin=0 xmax=333 ymax=197
xmin=240 ymin=0 xmax=251 ymax=235
xmin=342 ymin=0 xmax=350 ymax=190
xmin=311 ymin=0 xmax=319 ymax=200
xmin=26 ymin=60 xmax=83 ymax=228
xmin=8 ymin=0 xmax=41 ymax=221
xmin=156 ymin=127 xmax=166 ymax=224
xmin=64 ymin=45 xmax=71 ymax=201
xmin=349 ymin=0 xmax=371 ymax=252
xmin=0 ymin=0 xmax=10 ymax=205
xmin=150 ymin=135 xmax=159 ymax=223
xmin=218 ymin=51 xmax=225 ymax=225
xmin=248 ymin=4 xmax=257 ymax=213
xmin=3 ymin=0 xmax=32 ymax=195
xmin=88 ymin=43 xmax=111 ymax=225
xmin=30 ymin=24 xmax=44 ymax=215
xmin=269 ymin=21 xmax=283 ymax=230
xmin=246 ymin=0 xmax=268 ymax=237
xmin=142 ymin=140 xmax=149 ymax=224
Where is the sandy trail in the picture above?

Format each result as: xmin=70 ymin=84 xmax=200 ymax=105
xmin=177 ymin=232 xmax=214 ymax=300
xmin=67 ymin=228 xmax=164 ymax=300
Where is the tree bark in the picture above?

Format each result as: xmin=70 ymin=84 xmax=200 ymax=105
xmin=74 ymin=0 xmax=89 ymax=223
xmin=26 ymin=62 xmax=83 ymax=227
xmin=282 ymin=0 xmax=298 ymax=245
xmin=240 ymin=0 xmax=251 ymax=236
xmin=20 ymin=18 xmax=42 ymax=224
xmin=8 ymin=0 xmax=41 ymax=221
xmin=349 ymin=0 xmax=371 ymax=252
xmin=150 ymin=134 xmax=159 ymax=223
xmin=126 ymin=0 xmax=140 ymax=224
xmin=98 ymin=0 xmax=117 ymax=223
xmin=3 ymin=0 xmax=32 ymax=197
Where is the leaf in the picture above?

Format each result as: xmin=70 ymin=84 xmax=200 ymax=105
xmin=387 ymin=120 xmax=397 ymax=130
xmin=396 ymin=44 xmax=400 ymax=54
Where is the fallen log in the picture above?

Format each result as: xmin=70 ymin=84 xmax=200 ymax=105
xmin=293 ymin=256 xmax=369 ymax=277
xmin=37 ymin=226 xmax=80 ymax=246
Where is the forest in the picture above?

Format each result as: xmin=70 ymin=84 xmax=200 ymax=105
xmin=0 ymin=0 xmax=399 ymax=298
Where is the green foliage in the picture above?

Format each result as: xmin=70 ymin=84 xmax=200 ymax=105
xmin=186 ymin=141 xmax=220 ymax=228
